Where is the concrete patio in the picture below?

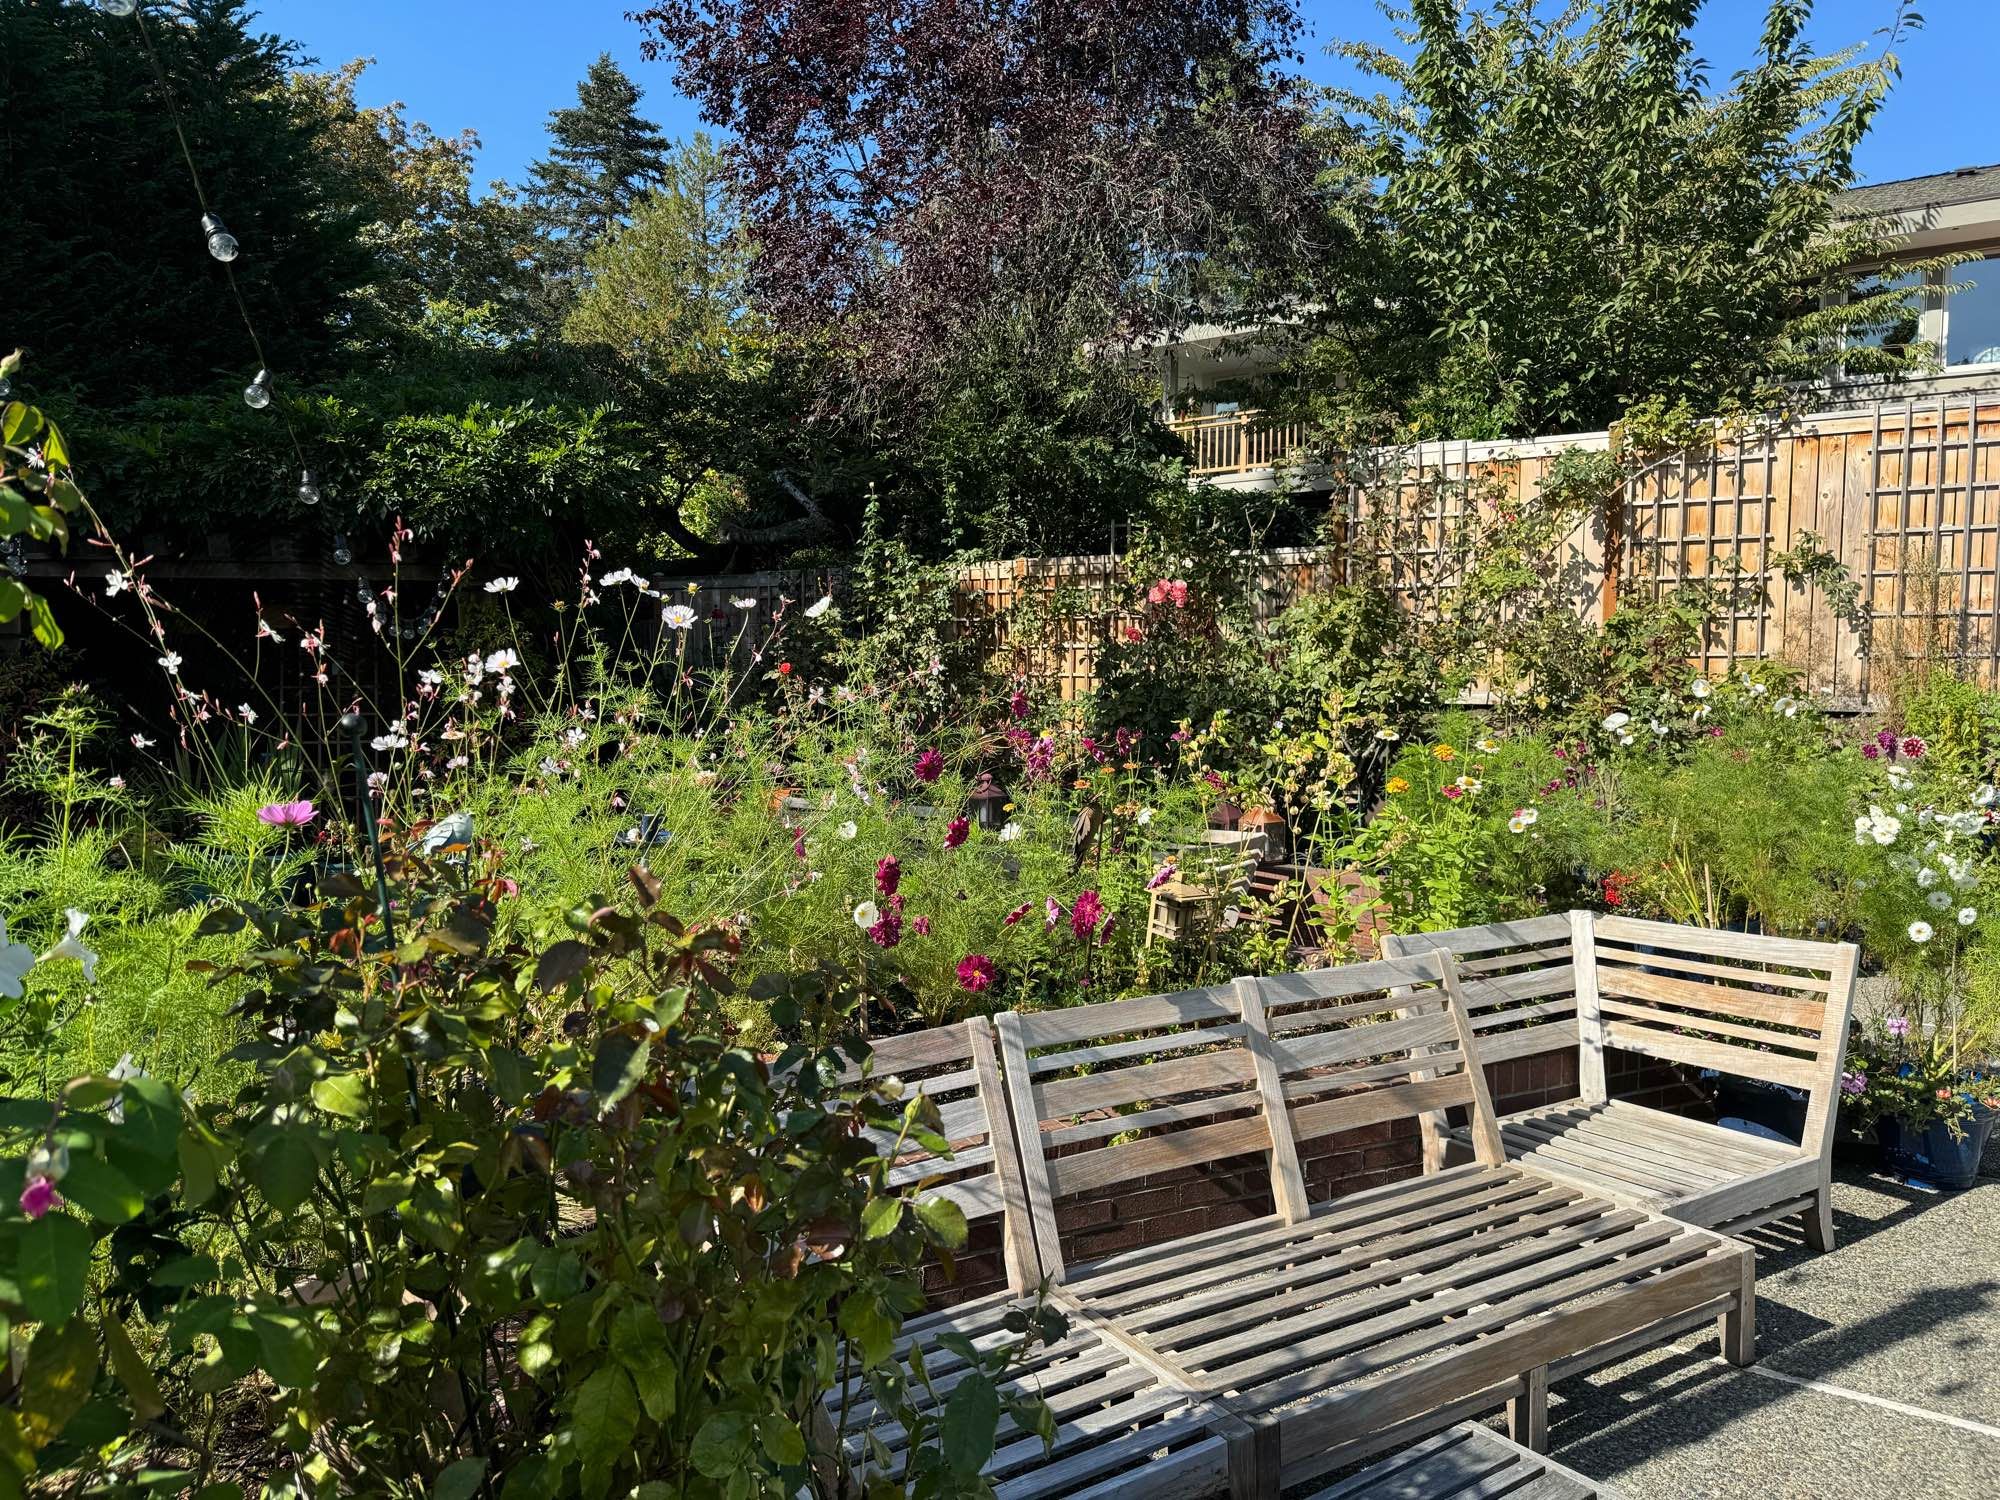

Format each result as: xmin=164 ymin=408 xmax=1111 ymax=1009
xmin=1529 ymin=1142 xmax=2000 ymax=1498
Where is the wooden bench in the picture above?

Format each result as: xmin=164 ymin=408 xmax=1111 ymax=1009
xmin=1382 ymin=913 xmax=1859 ymax=1251
xmin=992 ymin=952 xmax=1757 ymax=1495
xmin=1306 ymin=1422 xmax=1625 ymax=1500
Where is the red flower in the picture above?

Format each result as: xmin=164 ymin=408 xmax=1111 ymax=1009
xmin=912 ymin=915 xmax=932 ymax=936
xmin=913 ymin=748 xmax=943 ymax=783
xmin=1003 ymin=901 xmax=1032 ymax=926
xmin=943 ymin=816 xmax=969 ymax=850
xmin=867 ymin=910 xmax=902 ymax=948
xmin=1123 ymin=625 xmax=1143 ymax=642
xmin=1901 ymin=735 xmax=1926 ymax=759
xmin=777 ymin=661 xmax=793 ymax=676
xmin=875 ymin=856 xmax=900 ymax=897
xmin=956 ymin=954 xmax=997 ymax=992
xmin=1070 ymin=889 xmax=1105 ymax=940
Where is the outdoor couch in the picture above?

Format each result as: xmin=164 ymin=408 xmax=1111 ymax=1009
xmin=1382 ymin=912 xmax=1860 ymax=1250
xmin=824 ymin=946 xmax=1759 ymax=1498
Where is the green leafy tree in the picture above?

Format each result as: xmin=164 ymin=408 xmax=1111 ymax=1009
xmin=523 ymin=54 xmax=674 ymax=323
xmin=1286 ymin=0 xmax=1947 ymax=439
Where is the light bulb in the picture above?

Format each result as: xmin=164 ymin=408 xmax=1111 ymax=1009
xmin=298 ymin=469 xmax=321 ymax=507
xmin=243 ymin=369 xmax=272 ymax=409
xmin=0 ymin=376 xmax=10 ymax=402
xmin=332 ymin=533 xmax=353 ymax=566
xmin=100 ymin=0 xmax=138 ymax=14
xmin=201 ymin=212 xmax=239 ymax=263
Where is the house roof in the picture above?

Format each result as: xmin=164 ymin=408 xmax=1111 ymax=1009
xmin=1840 ymin=164 xmax=2000 ymax=218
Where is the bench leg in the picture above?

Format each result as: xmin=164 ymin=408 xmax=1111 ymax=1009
xmin=1507 ymin=1365 xmax=1548 ymax=1452
xmin=1801 ymin=1190 xmax=1834 ymax=1254
xmin=1720 ymin=1245 xmax=1757 ymax=1367
xmin=1222 ymin=1411 xmax=1280 ymax=1500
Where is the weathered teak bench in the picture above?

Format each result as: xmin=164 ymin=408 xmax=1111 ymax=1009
xmin=821 ymin=1019 xmax=1239 ymax=1498
xmin=991 ymin=952 xmax=1756 ymax=1494
xmin=1306 ymin=1422 xmax=1625 ymax=1500
xmin=1382 ymin=912 xmax=1860 ymax=1250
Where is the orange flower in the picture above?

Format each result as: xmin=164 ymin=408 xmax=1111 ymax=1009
xmin=1386 ymin=776 xmax=1410 ymax=794
xmin=1432 ymin=745 xmax=1457 ymax=762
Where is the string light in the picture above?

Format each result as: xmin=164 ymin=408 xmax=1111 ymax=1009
xmin=99 ymin=0 xmax=138 ymax=15
xmin=298 ymin=469 xmax=321 ymax=507
xmin=200 ymin=211 xmax=239 ymax=263
xmin=243 ymin=369 xmax=272 ymax=409
xmin=332 ymin=533 xmax=353 ymax=566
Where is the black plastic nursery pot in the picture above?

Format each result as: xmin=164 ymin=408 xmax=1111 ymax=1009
xmin=1877 ymin=1105 xmax=1999 ymax=1191
xmin=1714 ymin=1075 xmax=1808 ymax=1145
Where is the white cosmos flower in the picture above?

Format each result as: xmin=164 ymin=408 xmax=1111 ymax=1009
xmin=484 ymin=649 xmax=519 ymax=673
xmin=1618 ymin=732 xmax=1635 ymax=746
xmin=853 ymin=901 xmax=881 ymax=929
xmin=41 ymin=909 xmax=99 ymax=983
xmin=1978 ymin=784 xmax=1997 ymax=808
xmin=1649 ymin=720 xmax=1668 ymax=736
xmin=157 ymin=652 xmax=182 ymax=673
xmin=1602 ymin=711 xmax=1631 ymax=732
xmin=1909 ymin=920 xmax=1934 ymax=944
xmin=835 ymin=820 xmax=858 ymax=840
xmin=1690 ymin=677 xmax=1711 ymax=699
xmin=1917 ymin=867 xmax=1938 ymax=887
xmin=371 ymin=730 xmax=409 ymax=752
xmin=1135 ymin=807 xmax=1156 ymax=826
xmin=662 ymin=605 xmax=697 ymax=631
xmin=105 ymin=571 xmax=130 ymax=596
xmin=1374 ymin=727 xmax=1400 ymax=742
xmin=0 ymin=918 xmax=34 ymax=1000
xmin=483 ymin=577 xmax=519 ymax=594
xmin=1928 ymin=889 xmax=1953 ymax=910
xmin=418 ymin=669 xmax=444 ymax=687
xmin=1959 ymin=907 xmax=1978 ymax=926
xmin=998 ymin=820 xmax=1024 ymax=841
xmin=238 ymin=703 xmax=257 ymax=724
xmin=804 ymin=594 xmax=834 ymax=619
xmin=1750 ymin=682 xmax=1768 ymax=696
xmin=732 ymin=597 xmax=757 ymax=610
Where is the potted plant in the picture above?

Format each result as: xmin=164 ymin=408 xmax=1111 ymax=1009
xmin=1845 ymin=1012 xmax=2000 ymax=1189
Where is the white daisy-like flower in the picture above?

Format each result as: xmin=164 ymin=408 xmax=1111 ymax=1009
xmin=371 ymin=730 xmax=409 ymax=752
xmin=1689 ymin=677 xmax=1711 ymax=699
xmin=662 ymin=605 xmax=697 ymax=631
xmin=1909 ymin=920 xmax=1934 ymax=944
xmin=732 ymin=597 xmax=757 ymax=610
xmin=1475 ymin=738 xmax=1500 ymax=753
xmin=853 ymin=901 xmax=881 ymax=929
xmin=600 ymin=568 xmax=633 ymax=588
xmin=1917 ymin=867 xmax=1938 ymax=888
xmin=157 ymin=651 xmax=182 ymax=673
xmin=1928 ymin=889 xmax=1953 ymax=911
xmin=804 ymin=595 xmax=834 ymax=619
xmin=483 ymin=577 xmax=519 ymax=594
xmin=1374 ymin=727 xmax=1400 ymax=742
xmin=1618 ymin=732 xmax=1635 ymax=746
xmin=1978 ymin=784 xmax=1997 ymax=808
xmin=41 ymin=909 xmax=99 ymax=983
xmin=1649 ymin=720 xmax=1668 ymax=737
xmin=1959 ymin=907 xmax=1978 ymax=926
xmin=0 ymin=918 xmax=34 ymax=1000
xmin=835 ymin=820 xmax=858 ymax=840
xmin=1602 ymin=711 xmax=1631 ymax=732
xmin=484 ymin=649 xmax=519 ymax=673
xmin=1508 ymin=807 xmax=1539 ymax=834
xmin=998 ymin=820 xmax=1024 ymax=841
xmin=104 ymin=571 xmax=130 ymax=596
xmin=1135 ymin=807 xmax=1156 ymax=826
xmin=1750 ymin=682 xmax=1768 ymax=696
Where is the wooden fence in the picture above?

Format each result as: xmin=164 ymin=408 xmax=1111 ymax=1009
xmin=657 ymin=393 xmax=2000 ymax=707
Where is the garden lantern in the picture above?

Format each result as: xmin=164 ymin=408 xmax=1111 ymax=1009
xmin=968 ymin=771 xmax=1009 ymax=831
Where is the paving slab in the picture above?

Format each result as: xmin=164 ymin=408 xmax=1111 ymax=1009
xmin=1540 ymin=1158 xmax=2000 ymax=1499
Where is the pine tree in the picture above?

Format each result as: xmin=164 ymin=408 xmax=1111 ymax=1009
xmin=523 ymin=54 xmax=671 ymax=321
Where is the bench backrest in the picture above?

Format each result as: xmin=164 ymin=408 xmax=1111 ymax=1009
xmin=1253 ymin=951 xmax=1507 ymax=1201
xmin=1586 ymin=914 xmax=1860 ymax=1160
xmin=993 ymin=982 xmax=1267 ymax=1281
xmin=1378 ymin=913 xmax=1583 ymax=1067
xmin=841 ymin=1019 xmax=1040 ymax=1294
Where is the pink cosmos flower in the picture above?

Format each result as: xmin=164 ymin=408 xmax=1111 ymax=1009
xmin=1008 ymin=689 xmax=1030 ymax=720
xmin=913 ymin=748 xmax=944 ymax=783
xmin=943 ymin=816 xmax=969 ymax=851
xmin=957 ymin=954 xmax=997 ymax=992
xmin=1004 ymin=901 xmax=1032 ymax=926
xmin=1044 ymin=897 xmax=1065 ymax=930
xmin=912 ymin=915 xmax=932 ymax=936
xmin=256 ymin=799 xmax=316 ymax=827
xmin=1070 ymin=889 xmax=1105 ymax=940
xmin=19 ymin=1175 xmax=59 ymax=1220
xmin=1146 ymin=861 xmax=1176 ymax=891
xmin=875 ymin=856 xmax=900 ymax=897
xmin=792 ymin=830 xmax=807 ymax=860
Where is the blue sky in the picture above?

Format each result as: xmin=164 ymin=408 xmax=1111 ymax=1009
xmin=259 ymin=0 xmax=1997 ymax=194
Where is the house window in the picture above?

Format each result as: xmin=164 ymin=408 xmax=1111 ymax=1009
xmin=1948 ymin=255 xmax=2000 ymax=366
xmin=1848 ymin=267 xmax=1924 ymax=355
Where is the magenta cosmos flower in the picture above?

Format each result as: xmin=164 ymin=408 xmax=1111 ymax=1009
xmin=1008 ymin=689 xmax=1030 ymax=720
xmin=956 ymin=954 xmax=997 ymax=992
xmin=1004 ymin=901 xmax=1032 ymax=927
xmin=913 ymin=748 xmax=944 ymax=783
xmin=875 ymin=855 xmax=900 ymax=898
xmin=942 ymin=816 xmax=969 ymax=851
xmin=1070 ymin=889 xmax=1105 ymax=939
xmin=257 ymin=799 xmax=316 ymax=827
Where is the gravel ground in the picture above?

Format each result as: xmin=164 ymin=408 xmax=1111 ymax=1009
xmin=1536 ymin=1156 xmax=2000 ymax=1499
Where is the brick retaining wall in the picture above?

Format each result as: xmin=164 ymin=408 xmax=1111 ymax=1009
xmin=925 ymin=1045 xmax=1707 ymax=1305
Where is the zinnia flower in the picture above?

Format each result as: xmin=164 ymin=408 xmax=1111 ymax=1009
xmin=1432 ymin=745 xmax=1456 ymax=762
xmin=1375 ymin=727 xmax=1400 ymax=742
xmin=1385 ymin=776 xmax=1409 ymax=794
xmin=956 ymin=954 xmax=997 ymax=992
xmin=256 ymin=799 xmax=316 ymax=827
xmin=1441 ymin=785 xmax=1463 ymax=800
xmin=943 ymin=816 xmax=969 ymax=850
xmin=913 ymin=748 xmax=944 ymax=783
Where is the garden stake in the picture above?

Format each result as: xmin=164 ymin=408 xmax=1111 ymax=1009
xmin=339 ymin=712 xmax=398 ymax=947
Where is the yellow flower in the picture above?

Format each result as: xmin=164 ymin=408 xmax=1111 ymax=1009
xmin=686 ymin=581 xmax=699 ymax=595
xmin=1386 ymin=776 xmax=1410 ymax=794
xmin=1432 ymin=745 xmax=1457 ymax=762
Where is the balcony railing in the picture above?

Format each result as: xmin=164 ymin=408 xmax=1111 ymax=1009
xmin=1167 ymin=408 xmax=1309 ymax=476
